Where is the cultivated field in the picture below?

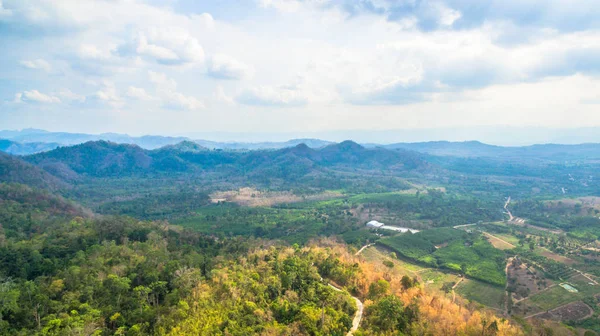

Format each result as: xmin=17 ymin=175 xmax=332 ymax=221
xmin=456 ymin=279 xmax=506 ymax=310
xmin=534 ymin=301 xmax=593 ymax=321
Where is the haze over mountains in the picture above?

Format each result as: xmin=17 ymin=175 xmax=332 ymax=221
xmin=2 ymin=129 xmax=600 ymax=160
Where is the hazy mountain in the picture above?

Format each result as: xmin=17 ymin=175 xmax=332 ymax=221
xmin=194 ymin=138 xmax=334 ymax=150
xmin=0 ymin=129 xmax=334 ymax=151
xmin=0 ymin=129 xmax=188 ymax=149
xmin=385 ymin=141 xmax=600 ymax=161
xmin=179 ymin=126 xmax=600 ymax=146
xmin=0 ymin=139 xmax=61 ymax=155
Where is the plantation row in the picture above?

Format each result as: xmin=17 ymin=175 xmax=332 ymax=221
xmin=519 ymin=252 xmax=576 ymax=280
xmin=379 ymin=229 xmax=506 ymax=286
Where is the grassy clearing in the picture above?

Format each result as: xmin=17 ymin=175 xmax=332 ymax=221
xmin=456 ymin=279 xmax=506 ymax=309
xmin=418 ymin=269 xmax=461 ymax=291
xmin=483 ymin=232 xmax=516 ymax=250
xmin=494 ymin=233 xmax=521 ymax=245
xmin=361 ymin=246 xmax=427 ymax=274
xmin=527 ymin=274 xmax=600 ymax=310
xmin=361 ymin=246 xmax=459 ymax=292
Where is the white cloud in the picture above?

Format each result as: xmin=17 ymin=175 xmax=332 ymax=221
xmin=213 ymin=85 xmax=235 ymax=105
xmin=126 ymin=86 xmax=154 ymax=101
xmin=148 ymin=71 xmax=178 ymax=90
xmin=259 ymin=0 xmax=329 ymax=13
xmin=207 ymin=54 xmax=253 ymax=80
xmin=14 ymin=90 xmax=61 ymax=104
xmin=94 ymin=83 xmax=123 ymax=108
xmin=237 ymin=86 xmax=309 ymax=107
xmin=77 ymin=44 xmax=114 ymax=61
xmin=0 ymin=0 xmax=12 ymax=17
xmin=163 ymin=91 xmax=205 ymax=110
xmin=119 ymin=28 xmax=205 ymax=65
xmin=146 ymin=71 xmax=204 ymax=110
xmin=192 ymin=13 xmax=215 ymax=30
xmin=19 ymin=59 xmax=51 ymax=72
xmin=58 ymin=89 xmax=86 ymax=103
xmin=3 ymin=0 xmax=600 ymax=133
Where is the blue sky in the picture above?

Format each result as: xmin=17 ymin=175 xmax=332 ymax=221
xmin=1 ymin=0 xmax=600 ymax=136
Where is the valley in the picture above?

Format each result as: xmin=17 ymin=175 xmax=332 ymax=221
xmin=2 ymin=136 xmax=600 ymax=335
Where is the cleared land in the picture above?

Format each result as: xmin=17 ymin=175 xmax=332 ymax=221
xmin=525 ymin=274 xmax=600 ymax=311
xmin=362 ymin=246 xmax=460 ymax=293
xmin=210 ymin=187 xmax=343 ymax=206
xmin=538 ymin=247 xmax=577 ymax=265
xmin=533 ymin=301 xmax=593 ymax=321
xmin=483 ymin=232 xmax=516 ymax=250
xmin=456 ymin=279 xmax=506 ymax=310
xmin=507 ymin=260 xmax=552 ymax=301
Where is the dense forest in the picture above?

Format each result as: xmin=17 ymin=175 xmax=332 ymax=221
xmin=0 ymin=182 xmax=525 ymax=335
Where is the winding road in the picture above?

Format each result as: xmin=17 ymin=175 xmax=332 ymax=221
xmin=327 ymin=283 xmax=364 ymax=335
xmin=504 ymin=197 xmax=514 ymax=221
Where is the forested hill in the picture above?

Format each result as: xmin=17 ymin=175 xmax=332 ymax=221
xmin=0 ymin=152 xmax=69 ymax=191
xmin=0 ymin=182 xmax=524 ymax=335
xmin=23 ymin=140 xmax=431 ymax=179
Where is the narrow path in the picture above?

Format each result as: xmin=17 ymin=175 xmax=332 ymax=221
xmin=355 ymin=243 xmax=374 ymax=256
xmin=451 ymin=277 xmax=464 ymax=303
xmin=504 ymin=197 xmax=514 ymax=221
xmin=483 ymin=232 xmax=516 ymax=248
xmin=504 ymin=257 xmax=514 ymax=315
xmin=327 ymin=283 xmax=364 ymax=335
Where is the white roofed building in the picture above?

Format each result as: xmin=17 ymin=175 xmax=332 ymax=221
xmin=366 ymin=220 xmax=385 ymax=228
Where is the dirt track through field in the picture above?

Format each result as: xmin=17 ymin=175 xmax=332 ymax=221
xmin=483 ymin=232 xmax=516 ymax=249
xmin=355 ymin=243 xmax=374 ymax=256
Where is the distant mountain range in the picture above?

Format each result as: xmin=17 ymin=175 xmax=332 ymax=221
xmin=3 ymin=129 xmax=600 ymax=163
xmin=0 ymin=129 xmax=188 ymax=151
xmin=20 ymin=140 xmax=427 ymax=180
xmin=382 ymin=141 xmax=600 ymax=161
xmin=0 ymin=129 xmax=334 ymax=154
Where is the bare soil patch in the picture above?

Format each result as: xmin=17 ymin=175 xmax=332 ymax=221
xmin=508 ymin=259 xmax=552 ymax=301
xmin=534 ymin=301 xmax=593 ymax=321
xmin=210 ymin=187 xmax=342 ymax=207
xmin=539 ymin=248 xmax=577 ymax=265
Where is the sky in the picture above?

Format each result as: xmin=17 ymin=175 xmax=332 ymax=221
xmin=1 ymin=0 xmax=600 ymax=137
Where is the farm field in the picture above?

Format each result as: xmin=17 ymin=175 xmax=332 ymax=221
xmin=538 ymin=247 xmax=577 ymax=265
xmin=379 ymin=229 xmax=506 ymax=286
xmin=536 ymin=301 xmax=594 ymax=321
xmin=507 ymin=259 xmax=553 ymax=301
xmin=525 ymin=275 xmax=600 ymax=311
xmin=456 ymin=279 xmax=506 ymax=310
xmin=483 ymin=232 xmax=516 ymax=250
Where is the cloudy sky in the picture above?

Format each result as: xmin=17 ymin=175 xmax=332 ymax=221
xmin=1 ymin=0 xmax=600 ymax=136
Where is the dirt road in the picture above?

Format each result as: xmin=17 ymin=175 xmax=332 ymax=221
xmin=328 ymin=283 xmax=363 ymax=335
xmin=355 ymin=243 xmax=374 ymax=256
xmin=504 ymin=197 xmax=514 ymax=221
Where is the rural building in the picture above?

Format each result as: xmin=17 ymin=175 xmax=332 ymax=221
xmin=366 ymin=220 xmax=385 ymax=228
